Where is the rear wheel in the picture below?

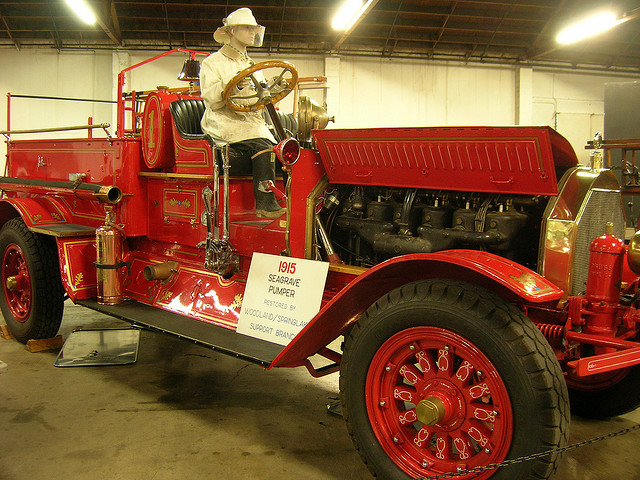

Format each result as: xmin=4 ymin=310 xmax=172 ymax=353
xmin=340 ymin=279 xmax=569 ymax=480
xmin=0 ymin=217 xmax=65 ymax=343
xmin=567 ymin=363 xmax=640 ymax=419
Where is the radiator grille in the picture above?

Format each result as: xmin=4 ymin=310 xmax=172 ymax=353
xmin=571 ymin=189 xmax=625 ymax=295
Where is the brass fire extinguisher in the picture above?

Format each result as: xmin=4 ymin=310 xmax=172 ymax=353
xmin=95 ymin=205 xmax=126 ymax=305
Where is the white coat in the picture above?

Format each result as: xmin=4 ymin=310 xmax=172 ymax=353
xmin=199 ymin=44 xmax=276 ymax=146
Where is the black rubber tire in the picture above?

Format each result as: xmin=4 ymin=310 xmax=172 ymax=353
xmin=568 ymin=364 xmax=640 ymax=419
xmin=0 ymin=217 xmax=65 ymax=343
xmin=340 ymin=279 xmax=569 ymax=480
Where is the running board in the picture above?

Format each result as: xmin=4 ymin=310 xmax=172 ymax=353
xmin=76 ymin=298 xmax=284 ymax=367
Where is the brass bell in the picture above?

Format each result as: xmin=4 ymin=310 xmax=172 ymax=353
xmin=177 ymin=56 xmax=201 ymax=81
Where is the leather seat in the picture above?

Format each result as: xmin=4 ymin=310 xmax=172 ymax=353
xmin=170 ymin=98 xmax=299 ymax=151
xmin=171 ymin=98 xmax=298 ymax=140
xmin=169 ymin=99 xmax=212 ymax=143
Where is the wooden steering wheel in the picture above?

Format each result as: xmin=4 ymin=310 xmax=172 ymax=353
xmin=222 ymin=60 xmax=298 ymax=112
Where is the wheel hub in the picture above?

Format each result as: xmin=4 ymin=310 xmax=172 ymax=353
xmin=366 ymin=326 xmax=513 ymax=479
xmin=2 ymin=243 xmax=32 ymax=322
xmin=6 ymin=275 xmax=17 ymax=291
xmin=415 ymin=397 xmax=445 ymax=425
xmin=420 ymin=379 xmax=467 ymax=429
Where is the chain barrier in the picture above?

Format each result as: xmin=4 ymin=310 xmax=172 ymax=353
xmin=418 ymin=422 xmax=640 ymax=480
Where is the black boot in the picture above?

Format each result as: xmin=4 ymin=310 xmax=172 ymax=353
xmin=252 ymin=151 xmax=285 ymax=218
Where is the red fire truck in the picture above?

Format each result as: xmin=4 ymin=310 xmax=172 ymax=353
xmin=1 ymin=49 xmax=639 ymax=480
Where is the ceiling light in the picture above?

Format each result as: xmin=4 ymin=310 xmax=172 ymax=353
xmin=64 ymin=0 xmax=97 ymax=25
xmin=556 ymin=10 xmax=621 ymax=44
xmin=332 ymin=0 xmax=364 ymax=30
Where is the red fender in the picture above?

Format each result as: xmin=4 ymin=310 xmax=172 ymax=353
xmin=0 ymin=196 xmax=71 ymax=228
xmin=56 ymin=237 xmax=98 ymax=301
xmin=0 ymin=199 xmax=21 ymax=226
xmin=0 ymin=198 xmax=97 ymax=300
xmin=270 ymin=250 xmax=564 ymax=368
xmin=0 ymin=196 xmax=96 ymax=236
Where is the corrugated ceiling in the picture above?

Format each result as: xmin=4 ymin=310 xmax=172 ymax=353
xmin=1 ymin=1 xmax=639 ymax=73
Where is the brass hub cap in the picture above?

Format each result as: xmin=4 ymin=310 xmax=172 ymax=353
xmin=6 ymin=275 xmax=17 ymax=291
xmin=415 ymin=396 xmax=446 ymax=425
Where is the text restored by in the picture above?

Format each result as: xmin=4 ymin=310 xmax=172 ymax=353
xmin=236 ymin=252 xmax=329 ymax=346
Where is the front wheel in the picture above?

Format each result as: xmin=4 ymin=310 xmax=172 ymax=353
xmin=340 ymin=279 xmax=569 ymax=480
xmin=0 ymin=217 xmax=65 ymax=343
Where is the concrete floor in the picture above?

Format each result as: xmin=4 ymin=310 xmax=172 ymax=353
xmin=1 ymin=301 xmax=639 ymax=480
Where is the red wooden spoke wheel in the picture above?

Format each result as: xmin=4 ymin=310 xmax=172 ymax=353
xmin=2 ymin=243 xmax=33 ymax=322
xmin=0 ymin=218 xmax=65 ymax=343
xmin=366 ymin=327 xmax=512 ymax=478
xmin=340 ymin=279 xmax=569 ymax=480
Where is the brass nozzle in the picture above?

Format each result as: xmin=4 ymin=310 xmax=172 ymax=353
xmin=143 ymin=261 xmax=179 ymax=283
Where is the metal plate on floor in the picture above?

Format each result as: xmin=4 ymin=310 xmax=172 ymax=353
xmin=54 ymin=329 xmax=140 ymax=367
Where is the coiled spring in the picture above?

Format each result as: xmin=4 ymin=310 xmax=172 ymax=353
xmin=537 ymin=323 xmax=564 ymax=339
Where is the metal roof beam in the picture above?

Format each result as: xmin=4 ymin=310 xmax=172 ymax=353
xmin=522 ymin=0 xmax=568 ymax=60
xmin=382 ymin=0 xmax=403 ymax=56
xmin=96 ymin=0 xmax=122 ymax=46
xmin=431 ymin=1 xmax=459 ymax=55
xmin=479 ymin=0 xmax=516 ymax=59
xmin=276 ymin=0 xmax=286 ymax=52
xmin=46 ymin=0 xmax=62 ymax=51
xmin=332 ymin=0 xmax=380 ymax=50
xmin=0 ymin=6 xmax=20 ymax=50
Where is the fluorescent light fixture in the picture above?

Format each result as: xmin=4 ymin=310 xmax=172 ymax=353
xmin=332 ymin=0 xmax=364 ymax=30
xmin=64 ymin=0 xmax=97 ymax=25
xmin=556 ymin=10 xmax=621 ymax=44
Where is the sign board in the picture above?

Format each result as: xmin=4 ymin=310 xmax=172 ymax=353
xmin=236 ymin=253 xmax=329 ymax=346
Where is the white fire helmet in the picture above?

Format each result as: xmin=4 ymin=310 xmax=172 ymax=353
xmin=214 ymin=7 xmax=265 ymax=47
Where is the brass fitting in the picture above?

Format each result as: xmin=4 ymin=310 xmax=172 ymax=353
xmin=416 ymin=397 xmax=446 ymax=426
xmin=627 ymin=229 xmax=640 ymax=275
xmin=143 ymin=261 xmax=179 ymax=283
xmin=605 ymin=221 xmax=614 ymax=235
xmin=6 ymin=276 xmax=17 ymax=292
xmin=94 ymin=185 xmax=123 ymax=204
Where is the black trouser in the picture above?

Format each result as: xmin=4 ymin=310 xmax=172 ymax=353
xmin=227 ymin=138 xmax=281 ymax=212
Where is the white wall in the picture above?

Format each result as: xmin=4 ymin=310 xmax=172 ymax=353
xmin=532 ymin=70 xmax=615 ymax=165
xmin=335 ymin=58 xmax=515 ymax=127
xmin=1 ymin=48 xmax=638 ymax=170
xmin=0 ymin=49 xmax=113 ymax=158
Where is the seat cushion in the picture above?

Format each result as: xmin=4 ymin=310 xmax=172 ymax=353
xmin=169 ymin=99 xmax=206 ymax=139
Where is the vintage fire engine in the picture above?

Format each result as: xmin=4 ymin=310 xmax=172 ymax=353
xmin=1 ymin=49 xmax=640 ymax=480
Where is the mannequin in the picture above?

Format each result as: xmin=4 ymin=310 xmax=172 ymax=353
xmin=200 ymin=7 xmax=284 ymax=219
